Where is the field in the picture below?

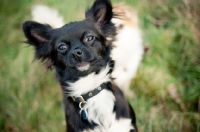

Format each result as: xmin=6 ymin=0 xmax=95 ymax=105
xmin=0 ymin=0 xmax=199 ymax=131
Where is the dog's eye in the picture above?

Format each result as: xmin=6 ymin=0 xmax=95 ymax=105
xmin=57 ymin=43 xmax=68 ymax=52
xmin=85 ymin=35 xmax=95 ymax=42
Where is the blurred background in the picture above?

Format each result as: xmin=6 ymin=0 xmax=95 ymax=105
xmin=0 ymin=0 xmax=199 ymax=131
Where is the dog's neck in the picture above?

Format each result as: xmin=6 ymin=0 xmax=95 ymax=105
xmin=65 ymin=64 xmax=111 ymax=97
xmin=71 ymin=82 xmax=109 ymax=104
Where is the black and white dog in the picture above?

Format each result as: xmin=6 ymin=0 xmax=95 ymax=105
xmin=23 ymin=0 xmax=137 ymax=131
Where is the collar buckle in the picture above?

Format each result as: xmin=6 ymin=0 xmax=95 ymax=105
xmin=73 ymin=96 xmax=87 ymax=104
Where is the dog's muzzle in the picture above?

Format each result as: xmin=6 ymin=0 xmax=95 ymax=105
xmin=69 ymin=49 xmax=90 ymax=71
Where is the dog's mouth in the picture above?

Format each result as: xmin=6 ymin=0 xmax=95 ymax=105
xmin=76 ymin=61 xmax=90 ymax=71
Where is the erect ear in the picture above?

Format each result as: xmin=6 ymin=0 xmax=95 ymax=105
xmin=86 ymin=0 xmax=113 ymax=24
xmin=22 ymin=21 xmax=52 ymax=59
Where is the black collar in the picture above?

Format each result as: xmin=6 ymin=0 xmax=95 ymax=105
xmin=71 ymin=82 xmax=109 ymax=104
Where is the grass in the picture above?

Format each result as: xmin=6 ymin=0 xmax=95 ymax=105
xmin=0 ymin=0 xmax=199 ymax=132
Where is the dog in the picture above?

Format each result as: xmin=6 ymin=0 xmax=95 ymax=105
xmin=22 ymin=0 xmax=137 ymax=131
xmin=31 ymin=2 xmax=144 ymax=98
xmin=111 ymin=3 xmax=143 ymax=97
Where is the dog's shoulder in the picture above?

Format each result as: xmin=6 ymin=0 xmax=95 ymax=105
xmin=110 ymin=83 xmax=131 ymax=117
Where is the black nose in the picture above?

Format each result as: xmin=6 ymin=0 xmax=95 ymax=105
xmin=73 ymin=49 xmax=82 ymax=58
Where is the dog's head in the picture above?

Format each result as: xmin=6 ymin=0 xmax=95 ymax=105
xmin=23 ymin=0 xmax=115 ymax=78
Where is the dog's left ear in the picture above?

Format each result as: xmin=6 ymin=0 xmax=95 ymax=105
xmin=86 ymin=0 xmax=113 ymax=24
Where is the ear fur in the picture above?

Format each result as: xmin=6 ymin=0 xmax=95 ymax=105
xmin=86 ymin=0 xmax=113 ymax=24
xmin=22 ymin=21 xmax=52 ymax=59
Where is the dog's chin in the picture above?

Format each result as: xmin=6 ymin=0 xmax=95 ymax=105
xmin=76 ymin=62 xmax=90 ymax=72
xmin=67 ymin=61 xmax=92 ymax=77
xmin=68 ymin=59 xmax=105 ymax=77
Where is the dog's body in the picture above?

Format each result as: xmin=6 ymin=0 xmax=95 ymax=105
xmin=23 ymin=0 xmax=137 ymax=131
xmin=32 ymin=3 xmax=144 ymax=98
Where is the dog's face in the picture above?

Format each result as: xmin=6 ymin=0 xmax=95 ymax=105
xmin=23 ymin=0 xmax=115 ymax=78
xmin=53 ymin=21 xmax=106 ymax=74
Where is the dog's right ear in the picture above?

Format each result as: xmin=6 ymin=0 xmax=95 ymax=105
xmin=22 ymin=21 xmax=52 ymax=59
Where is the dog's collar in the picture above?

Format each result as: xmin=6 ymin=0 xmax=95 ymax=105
xmin=71 ymin=82 xmax=109 ymax=104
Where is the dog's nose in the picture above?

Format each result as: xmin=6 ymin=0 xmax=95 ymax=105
xmin=73 ymin=49 xmax=82 ymax=58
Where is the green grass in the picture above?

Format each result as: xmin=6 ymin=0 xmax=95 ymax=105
xmin=0 ymin=0 xmax=199 ymax=132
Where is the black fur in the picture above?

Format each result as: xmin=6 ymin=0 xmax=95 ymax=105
xmin=22 ymin=0 xmax=137 ymax=131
